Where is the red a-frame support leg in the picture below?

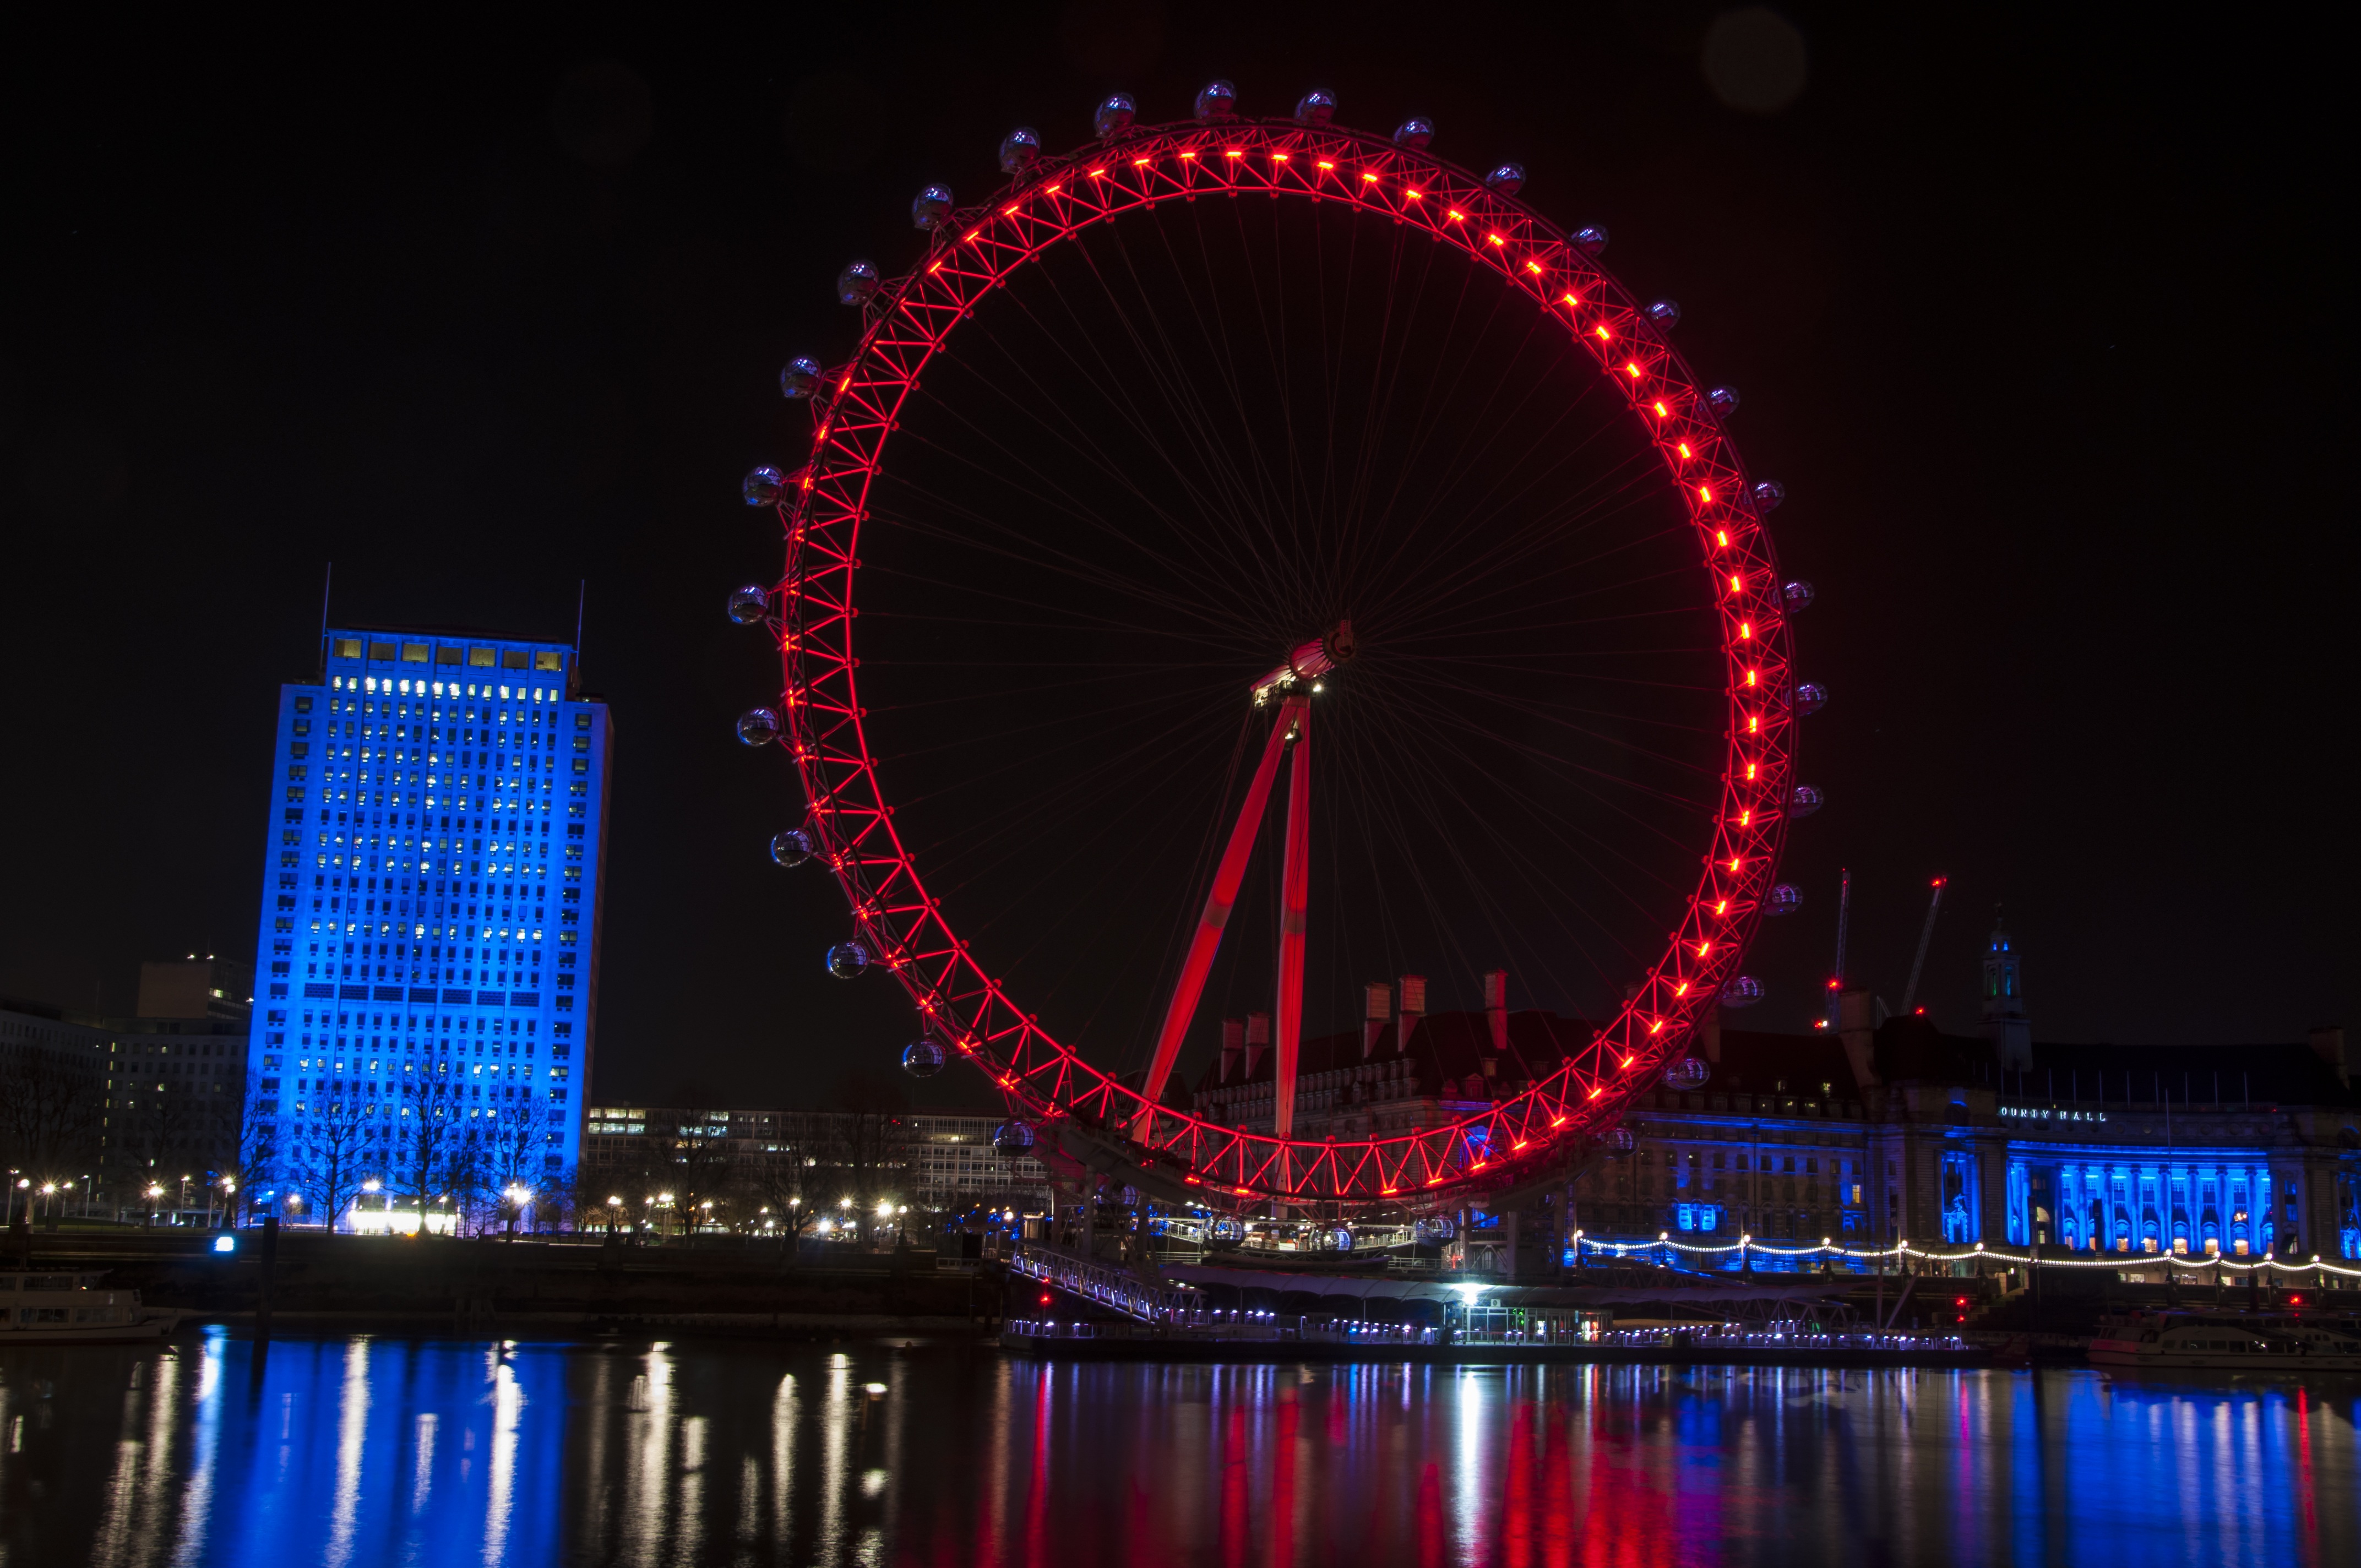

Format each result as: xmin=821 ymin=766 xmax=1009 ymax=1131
xmin=1132 ymin=695 xmax=1308 ymax=1136
xmin=1271 ymin=704 xmax=1311 ymax=1140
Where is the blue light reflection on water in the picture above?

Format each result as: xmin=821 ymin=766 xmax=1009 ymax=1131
xmin=0 ymin=1329 xmax=2353 ymax=1566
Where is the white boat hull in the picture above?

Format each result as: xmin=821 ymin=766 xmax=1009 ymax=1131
xmin=2090 ymin=1338 xmax=2361 ymax=1373
xmin=0 ymin=1310 xmax=182 ymax=1347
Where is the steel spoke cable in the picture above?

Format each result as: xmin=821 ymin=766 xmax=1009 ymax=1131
xmin=1335 ymin=689 xmax=1685 ymax=986
xmin=1370 ymin=666 xmax=1725 ymax=791
xmin=1319 ymin=699 xmax=1640 ymax=1013
xmin=1352 ymin=676 xmax=1715 ymax=881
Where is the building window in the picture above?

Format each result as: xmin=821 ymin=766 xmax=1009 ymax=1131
xmin=1941 ymin=1151 xmax=1977 ymax=1244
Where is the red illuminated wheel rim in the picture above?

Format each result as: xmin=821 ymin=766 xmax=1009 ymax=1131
xmin=765 ymin=116 xmax=1797 ymax=1207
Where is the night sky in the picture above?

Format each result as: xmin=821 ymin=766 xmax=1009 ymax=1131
xmin=2 ymin=6 xmax=2346 ymax=1108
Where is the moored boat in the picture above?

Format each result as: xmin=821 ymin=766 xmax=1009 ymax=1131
xmin=0 ymin=1270 xmax=181 ymax=1346
xmin=2088 ymin=1310 xmax=2361 ymax=1373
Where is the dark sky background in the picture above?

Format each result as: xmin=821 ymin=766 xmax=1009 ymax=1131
xmin=2 ymin=5 xmax=2347 ymax=1108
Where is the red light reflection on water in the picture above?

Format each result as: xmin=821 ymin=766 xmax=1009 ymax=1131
xmin=20 ymin=1337 xmax=2355 ymax=1566
xmin=959 ymin=1362 xmax=2361 ymax=1567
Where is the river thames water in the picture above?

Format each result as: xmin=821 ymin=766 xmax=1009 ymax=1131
xmin=0 ymin=1331 xmax=2353 ymax=1566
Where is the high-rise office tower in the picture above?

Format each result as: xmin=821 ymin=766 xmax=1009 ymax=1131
xmin=243 ymin=627 xmax=612 ymax=1224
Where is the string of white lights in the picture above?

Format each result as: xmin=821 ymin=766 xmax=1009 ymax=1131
xmin=1563 ymin=1229 xmax=2361 ymax=1278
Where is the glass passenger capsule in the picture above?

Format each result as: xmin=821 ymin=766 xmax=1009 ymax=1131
xmin=997 ymin=128 xmax=1040 ymax=173
xmin=836 ymin=261 xmax=879 ymax=307
xmin=910 ymin=183 xmax=953 ymax=228
xmin=1793 ymin=682 xmax=1829 ymax=716
xmin=993 ymin=1120 xmax=1037 ymax=1156
xmin=1484 ymin=162 xmax=1525 ymax=194
xmin=742 ymin=466 xmax=786 ymax=507
xmin=1765 ymin=882 xmax=1805 ymax=917
xmin=1094 ymin=92 xmax=1136 ymax=139
xmin=1783 ymin=579 xmax=1816 ymax=612
xmin=1294 ymin=89 xmax=1336 ymax=125
xmin=727 ymin=584 xmax=770 ymax=625
xmin=769 ymin=828 xmax=815 ymax=867
xmin=1663 ymin=1055 xmax=1711 ymax=1091
xmin=1603 ymin=1128 xmax=1636 ymax=1157
xmin=1646 ymin=299 xmax=1682 ymax=330
xmin=1789 ymin=784 xmax=1824 ymax=818
xmin=901 ymin=1039 xmax=947 ymax=1078
xmin=1752 ymin=478 xmax=1786 ymax=512
xmin=1573 ymin=225 xmax=1609 ymax=255
xmin=1194 ymin=80 xmax=1237 ymax=121
xmin=1392 ymin=116 xmax=1434 ymax=149
xmin=1708 ymin=385 xmax=1740 ymax=416
xmin=736 ymin=707 xmax=782 ymax=747
xmin=1720 ymin=975 xmax=1766 ymax=1009
xmin=778 ymin=357 xmax=822 ymax=399
xmin=825 ymin=940 xmax=870 ymax=980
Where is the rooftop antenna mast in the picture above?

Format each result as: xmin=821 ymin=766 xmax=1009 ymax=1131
xmin=574 ymin=579 xmax=586 ymax=660
xmin=319 ymin=562 xmax=334 ymax=669
xmin=1900 ymin=876 xmax=1948 ymax=1014
xmin=1824 ymin=867 xmax=1851 ymax=1029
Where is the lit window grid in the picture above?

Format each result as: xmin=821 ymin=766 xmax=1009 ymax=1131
xmin=244 ymin=629 xmax=611 ymax=1205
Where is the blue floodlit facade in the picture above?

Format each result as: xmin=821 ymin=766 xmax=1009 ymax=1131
xmin=2005 ymin=1150 xmax=2279 ymax=1256
xmin=1537 ymin=921 xmax=2360 ymax=1273
xmin=244 ymin=628 xmax=611 ymax=1219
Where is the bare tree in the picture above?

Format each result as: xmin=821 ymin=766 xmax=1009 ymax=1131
xmin=0 ymin=1047 xmax=102 ymax=1224
xmin=822 ymin=1068 xmax=910 ymax=1215
xmin=228 ymin=1084 xmax=282 ymax=1225
xmin=286 ymin=1091 xmax=371 ymax=1233
xmin=750 ymin=1142 xmax=824 ymax=1246
xmin=486 ymin=1108 xmax=547 ymax=1234
xmin=393 ymin=1098 xmax=465 ymax=1234
xmin=666 ymin=1112 xmax=738 ymax=1232
xmin=0 ymin=1049 xmax=99 ymax=1173
xmin=121 ymin=1082 xmax=203 ymax=1217
xmin=570 ymin=1162 xmax=619 ymax=1236
xmin=443 ymin=1126 xmax=492 ymax=1236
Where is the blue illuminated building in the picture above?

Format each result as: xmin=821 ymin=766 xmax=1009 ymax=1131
xmin=243 ymin=628 xmax=611 ymax=1223
xmin=1196 ymin=935 xmax=2361 ymax=1276
xmin=1545 ymin=918 xmax=2361 ymax=1272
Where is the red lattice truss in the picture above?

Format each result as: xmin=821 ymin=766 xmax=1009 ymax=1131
xmin=769 ymin=118 xmax=1797 ymax=1208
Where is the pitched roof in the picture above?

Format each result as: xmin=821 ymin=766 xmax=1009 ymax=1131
xmin=1191 ymin=1008 xmax=1599 ymax=1096
xmin=2017 ymin=1040 xmax=2354 ymax=1108
xmin=1703 ymin=1026 xmax=1861 ymax=1096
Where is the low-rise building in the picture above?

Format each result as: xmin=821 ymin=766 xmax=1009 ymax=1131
xmin=580 ymin=1102 xmax=1051 ymax=1218
xmin=1 ymin=987 xmax=247 ymax=1219
xmin=1191 ymin=924 xmax=2361 ymax=1262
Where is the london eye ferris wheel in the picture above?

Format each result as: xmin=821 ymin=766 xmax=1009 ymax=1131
xmin=731 ymin=83 xmax=1824 ymax=1212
